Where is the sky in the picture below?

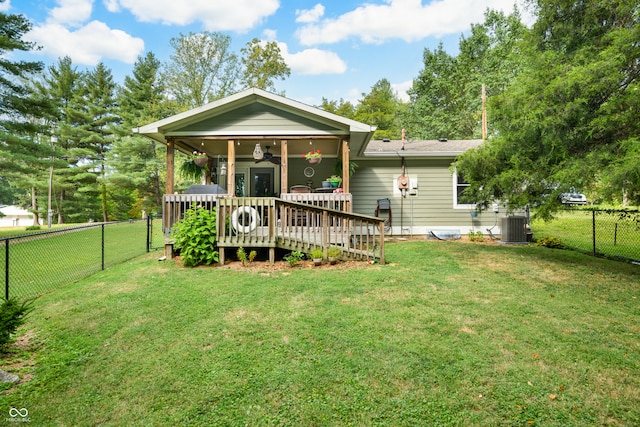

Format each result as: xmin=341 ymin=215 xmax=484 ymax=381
xmin=3 ymin=0 xmax=533 ymax=106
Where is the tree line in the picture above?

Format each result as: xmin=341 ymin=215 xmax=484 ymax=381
xmin=1 ymin=1 xmax=638 ymax=225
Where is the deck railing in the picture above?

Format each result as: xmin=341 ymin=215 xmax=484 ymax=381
xmin=216 ymin=197 xmax=385 ymax=264
xmin=163 ymin=193 xmax=385 ymax=264
xmin=162 ymin=193 xmax=218 ymax=234
xmin=280 ymin=192 xmax=352 ymax=212
xmin=163 ymin=192 xmax=352 ymax=234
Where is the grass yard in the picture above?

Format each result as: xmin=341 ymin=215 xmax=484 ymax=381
xmin=1 ymin=241 xmax=639 ymax=426
xmin=0 ymin=220 xmax=152 ymax=299
xmin=532 ymin=209 xmax=640 ymax=262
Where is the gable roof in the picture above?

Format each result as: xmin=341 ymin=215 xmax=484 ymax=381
xmin=133 ymin=88 xmax=377 ymax=157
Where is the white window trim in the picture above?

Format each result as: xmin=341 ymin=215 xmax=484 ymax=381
xmin=453 ymin=169 xmax=476 ymax=210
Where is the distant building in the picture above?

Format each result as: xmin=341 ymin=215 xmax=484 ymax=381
xmin=0 ymin=205 xmax=35 ymax=227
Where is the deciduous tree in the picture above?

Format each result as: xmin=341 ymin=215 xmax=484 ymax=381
xmin=162 ymin=32 xmax=239 ymax=109
xmin=355 ymin=78 xmax=404 ymax=140
xmin=240 ymin=38 xmax=290 ymax=93
xmin=456 ymin=0 xmax=640 ymax=215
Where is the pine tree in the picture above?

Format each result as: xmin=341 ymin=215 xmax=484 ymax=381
xmin=64 ymin=63 xmax=120 ymax=222
xmin=112 ymin=52 xmax=170 ymax=215
xmin=0 ymin=5 xmax=52 ymax=225
xmin=32 ymin=56 xmax=82 ymax=224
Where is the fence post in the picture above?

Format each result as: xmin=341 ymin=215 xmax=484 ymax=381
xmin=592 ymin=210 xmax=596 ymax=257
xmin=102 ymin=223 xmax=105 ymax=270
xmin=146 ymin=214 xmax=151 ymax=253
xmin=4 ymin=239 xmax=9 ymax=300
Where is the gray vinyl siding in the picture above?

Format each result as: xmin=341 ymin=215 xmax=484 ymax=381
xmin=178 ymin=103 xmax=343 ymax=134
xmin=350 ymin=158 xmax=499 ymax=229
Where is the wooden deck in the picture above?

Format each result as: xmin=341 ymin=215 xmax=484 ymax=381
xmin=163 ymin=194 xmax=385 ymax=264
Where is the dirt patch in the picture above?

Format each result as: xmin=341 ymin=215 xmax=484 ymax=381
xmin=174 ymin=256 xmax=373 ymax=271
xmin=1 ymin=330 xmax=38 ymax=391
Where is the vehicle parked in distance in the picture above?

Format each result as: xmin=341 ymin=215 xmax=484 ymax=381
xmin=560 ymin=192 xmax=587 ymax=206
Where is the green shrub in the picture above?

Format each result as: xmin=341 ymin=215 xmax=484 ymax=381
xmin=327 ymin=246 xmax=342 ymax=259
xmin=171 ymin=205 xmax=219 ymax=267
xmin=0 ymin=297 xmax=34 ymax=351
xmin=283 ymin=250 xmax=305 ymax=267
xmin=310 ymin=248 xmax=324 ymax=259
xmin=25 ymin=225 xmax=41 ymax=231
xmin=237 ymin=247 xmax=257 ymax=266
xmin=535 ymin=236 xmax=565 ymax=249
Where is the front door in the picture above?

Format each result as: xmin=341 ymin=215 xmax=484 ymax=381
xmin=251 ymin=168 xmax=275 ymax=197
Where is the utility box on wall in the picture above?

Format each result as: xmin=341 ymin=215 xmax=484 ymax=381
xmin=393 ymin=176 xmax=418 ymax=197
xmin=500 ymin=216 xmax=527 ymax=243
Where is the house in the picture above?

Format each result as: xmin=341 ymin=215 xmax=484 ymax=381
xmin=0 ymin=205 xmax=36 ymax=227
xmin=133 ymin=88 xmax=510 ymax=257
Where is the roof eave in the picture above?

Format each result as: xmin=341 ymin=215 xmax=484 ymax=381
xmin=360 ymin=151 xmax=465 ymax=159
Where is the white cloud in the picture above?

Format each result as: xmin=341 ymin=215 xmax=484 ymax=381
xmin=27 ymin=21 xmax=144 ymax=65
xmin=277 ymin=42 xmax=347 ymax=75
xmin=391 ymin=79 xmax=413 ymax=102
xmin=103 ymin=0 xmax=121 ymax=13
xmin=295 ymin=4 xmax=325 ymax=23
xmin=262 ymin=29 xmax=278 ymax=41
xmin=296 ymin=0 xmax=525 ymax=45
xmin=0 ymin=1 xmax=11 ymax=12
xmin=111 ymin=0 xmax=279 ymax=32
xmin=48 ymin=0 xmax=93 ymax=27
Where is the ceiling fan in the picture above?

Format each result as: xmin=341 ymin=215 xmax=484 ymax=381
xmin=255 ymin=145 xmax=281 ymax=165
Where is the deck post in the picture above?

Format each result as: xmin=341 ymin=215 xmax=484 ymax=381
xmin=322 ymin=211 xmax=329 ymax=255
xmin=219 ymin=247 xmax=225 ymax=265
xmin=379 ymin=221 xmax=385 ymax=265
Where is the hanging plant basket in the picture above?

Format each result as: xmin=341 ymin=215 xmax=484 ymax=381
xmin=194 ymin=157 xmax=208 ymax=167
xmin=304 ymin=150 xmax=322 ymax=164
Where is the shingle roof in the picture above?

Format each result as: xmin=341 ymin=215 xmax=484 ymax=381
xmin=363 ymin=138 xmax=483 ymax=158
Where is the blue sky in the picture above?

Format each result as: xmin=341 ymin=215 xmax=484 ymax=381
xmin=3 ymin=0 xmax=532 ymax=106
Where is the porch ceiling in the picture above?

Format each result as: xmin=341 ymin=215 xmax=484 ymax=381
xmin=176 ymin=136 xmax=343 ymax=159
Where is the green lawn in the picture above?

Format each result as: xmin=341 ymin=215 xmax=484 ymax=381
xmin=0 ymin=220 xmax=154 ymax=299
xmin=1 ymin=241 xmax=639 ymax=426
xmin=532 ymin=209 xmax=640 ymax=262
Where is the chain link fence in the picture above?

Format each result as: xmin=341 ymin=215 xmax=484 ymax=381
xmin=532 ymin=208 xmax=640 ymax=264
xmin=1 ymin=216 xmax=164 ymax=300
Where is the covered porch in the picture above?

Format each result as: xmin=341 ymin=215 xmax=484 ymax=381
xmin=132 ymin=88 xmax=375 ymax=200
xmin=133 ymin=88 xmax=382 ymax=262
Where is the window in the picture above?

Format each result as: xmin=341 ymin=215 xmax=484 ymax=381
xmin=453 ymin=170 xmax=476 ymax=209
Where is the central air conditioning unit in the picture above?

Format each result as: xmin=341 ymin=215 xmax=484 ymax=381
xmin=501 ymin=216 xmax=527 ymax=243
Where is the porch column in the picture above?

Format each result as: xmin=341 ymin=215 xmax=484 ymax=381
xmin=341 ymin=139 xmax=350 ymax=194
xmin=205 ymin=157 xmax=213 ymax=185
xmin=280 ymin=139 xmax=288 ymax=194
xmin=227 ymin=139 xmax=236 ymax=196
xmin=166 ymin=139 xmax=175 ymax=194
